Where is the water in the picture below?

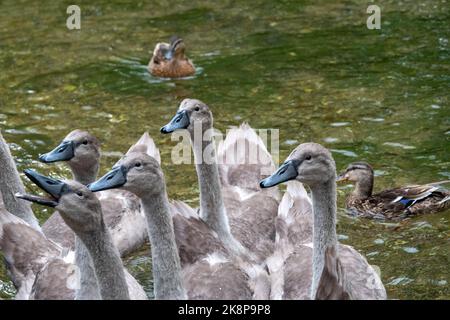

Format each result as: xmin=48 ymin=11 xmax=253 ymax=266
xmin=0 ymin=0 xmax=449 ymax=299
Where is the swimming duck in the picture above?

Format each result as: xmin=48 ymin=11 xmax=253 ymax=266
xmin=148 ymin=36 xmax=196 ymax=78
xmin=260 ymin=143 xmax=386 ymax=299
xmin=160 ymin=99 xmax=280 ymax=261
xmin=0 ymin=180 xmax=146 ymax=300
xmin=15 ymin=170 xmax=148 ymax=300
xmin=39 ymin=130 xmax=150 ymax=256
xmin=0 ymin=131 xmax=146 ymax=299
xmin=39 ymin=129 xmax=239 ymax=271
xmin=337 ymin=162 xmax=450 ymax=220
xmin=89 ymin=150 xmax=271 ymax=299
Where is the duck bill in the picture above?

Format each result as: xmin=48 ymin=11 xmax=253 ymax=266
xmin=260 ymin=160 xmax=299 ymax=188
xmin=15 ymin=193 xmax=58 ymax=207
xmin=23 ymin=169 xmax=67 ymax=199
xmin=336 ymin=172 xmax=347 ymax=182
xmin=160 ymin=110 xmax=190 ymax=134
xmin=88 ymin=166 xmax=127 ymax=192
xmin=39 ymin=140 xmax=75 ymax=163
xmin=16 ymin=169 xmax=68 ymax=207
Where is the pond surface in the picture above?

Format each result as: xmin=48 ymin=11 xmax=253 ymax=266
xmin=0 ymin=0 xmax=449 ymax=299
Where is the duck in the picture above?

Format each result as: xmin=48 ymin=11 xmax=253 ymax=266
xmin=38 ymin=130 xmax=152 ymax=299
xmin=260 ymin=143 xmax=387 ymax=299
xmin=160 ymin=98 xmax=280 ymax=261
xmin=39 ymin=130 xmax=150 ymax=256
xmin=38 ymin=130 xmax=229 ymax=268
xmin=0 ymin=131 xmax=146 ymax=299
xmin=337 ymin=162 xmax=450 ymax=220
xmin=89 ymin=150 xmax=271 ymax=299
xmin=0 ymin=181 xmax=147 ymax=300
xmin=15 ymin=170 xmax=148 ymax=300
xmin=148 ymin=36 xmax=196 ymax=78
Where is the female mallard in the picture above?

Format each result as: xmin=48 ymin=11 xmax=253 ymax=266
xmin=337 ymin=162 xmax=450 ymax=220
xmin=148 ymin=36 xmax=195 ymax=78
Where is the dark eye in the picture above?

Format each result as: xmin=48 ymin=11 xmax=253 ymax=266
xmin=194 ymin=106 xmax=200 ymax=111
xmin=76 ymin=191 xmax=83 ymax=197
xmin=82 ymin=140 xmax=88 ymax=145
xmin=135 ymin=162 xmax=141 ymax=167
xmin=305 ymin=155 xmax=312 ymax=160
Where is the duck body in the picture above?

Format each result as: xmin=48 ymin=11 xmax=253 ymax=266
xmin=170 ymin=200 xmax=228 ymax=266
xmin=346 ymin=185 xmax=450 ymax=220
xmin=338 ymin=162 xmax=450 ymax=220
xmin=217 ymin=123 xmax=280 ymax=261
xmin=149 ymin=56 xmax=196 ymax=78
xmin=148 ymin=37 xmax=195 ymax=78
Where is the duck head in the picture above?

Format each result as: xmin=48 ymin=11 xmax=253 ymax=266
xmin=88 ymin=152 xmax=165 ymax=199
xmin=166 ymin=36 xmax=188 ymax=60
xmin=151 ymin=36 xmax=189 ymax=62
xmin=337 ymin=162 xmax=374 ymax=198
xmin=16 ymin=170 xmax=102 ymax=233
xmin=336 ymin=162 xmax=373 ymax=183
xmin=160 ymin=98 xmax=213 ymax=136
xmin=260 ymin=143 xmax=336 ymax=188
xmin=38 ymin=130 xmax=101 ymax=183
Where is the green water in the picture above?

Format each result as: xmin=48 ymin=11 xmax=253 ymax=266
xmin=0 ymin=0 xmax=449 ymax=299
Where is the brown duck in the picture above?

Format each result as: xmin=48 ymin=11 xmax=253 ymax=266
xmin=148 ymin=36 xmax=196 ymax=78
xmin=337 ymin=162 xmax=450 ymax=220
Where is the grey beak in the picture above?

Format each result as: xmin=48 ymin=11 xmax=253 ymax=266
xmin=88 ymin=166 xmax=127 ymax=192
xmin=39 ymin=140 xmax=75 ymax=163
xmin=16 ymin=169 xmax=67 ymax=207
xmin=23 ymin=169 xmax=66 ymax=199
xmin=160 ymin=110 xmax=190 ymax=134
xmin=260 ymin=160 xmax=299 ymax=188
xmin=15 ymin=193 xmax=59 ymax=208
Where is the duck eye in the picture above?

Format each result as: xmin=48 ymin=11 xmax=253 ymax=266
xmin=82 ymin=140 xmax=88 ymax=145
xmin=305 ymin=155 xmax=312 ymax=160
xmin=135 ymin=162 xmax=141 ymax=167
xmin=194 ymin=106 xmax=200 ymax=111
xmin=76 ymin=191 xmax=83 ymax=197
